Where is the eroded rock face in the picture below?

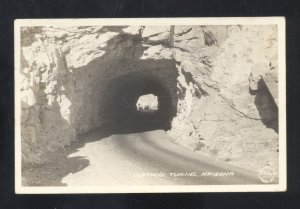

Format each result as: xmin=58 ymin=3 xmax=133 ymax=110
xmin=19 ymin=25 xmax=278 ymax=173
xmin=168 ymin=25 xmax=278 ymax=173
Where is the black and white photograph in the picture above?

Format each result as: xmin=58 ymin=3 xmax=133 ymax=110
xmin=14 ymin=18 xmax=286 ymax=193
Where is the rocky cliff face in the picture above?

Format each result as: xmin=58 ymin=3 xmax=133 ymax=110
xmin=19 ymin=25 xmax=278 ymax=173
xmin=169 ymin=25 xmax=278 ymax=172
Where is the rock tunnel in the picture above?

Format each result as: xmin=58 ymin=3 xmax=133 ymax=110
xmin=100 ymin=71 xmax=177 ymax=134
xmin=62 ymin=29 xmax=180 ymax=137
xmin=20 ymin=25 xmax=280 ymax=172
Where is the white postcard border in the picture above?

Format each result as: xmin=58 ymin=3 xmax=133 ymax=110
xmin=14 ymin=17 xmax=286 ymax=193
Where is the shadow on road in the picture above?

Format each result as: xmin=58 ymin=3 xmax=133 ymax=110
xmin=22 ymin=155 xmax=89 ymax=186
xmin=22 ymin=119 xmax=166 ymax=186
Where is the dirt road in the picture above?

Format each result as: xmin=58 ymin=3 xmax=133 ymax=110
xmin=61 ymin=129 xmax=261 ymax=186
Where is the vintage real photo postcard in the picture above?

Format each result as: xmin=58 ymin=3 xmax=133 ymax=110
xmin=15 ymin=17 xmax=286 ymax=193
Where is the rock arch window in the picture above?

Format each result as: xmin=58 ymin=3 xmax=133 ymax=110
xmin=100 ymin=70 xmax=177 ymax=133
xmin=136 ymin=94 xmax=158 ymax=112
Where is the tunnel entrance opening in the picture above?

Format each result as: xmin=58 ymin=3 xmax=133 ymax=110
xmin=136 ymin=94 xmax=159 ymax=112
xmin=101 ymin=71 xmax=177 ymax=135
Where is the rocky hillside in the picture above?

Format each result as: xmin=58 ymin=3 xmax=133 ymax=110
xmin=19 ymin=25 xmax=278 ymax=174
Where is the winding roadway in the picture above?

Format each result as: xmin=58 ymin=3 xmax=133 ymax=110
xmin=61 ymin=129 xmax=262 ymax=186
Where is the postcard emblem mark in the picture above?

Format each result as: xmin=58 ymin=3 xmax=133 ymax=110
xmin=258 ymin=166 xmax=277 ymax=183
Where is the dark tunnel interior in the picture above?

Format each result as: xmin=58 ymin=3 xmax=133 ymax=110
xmin=101 ymin=71 xmax=177 ymax=134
